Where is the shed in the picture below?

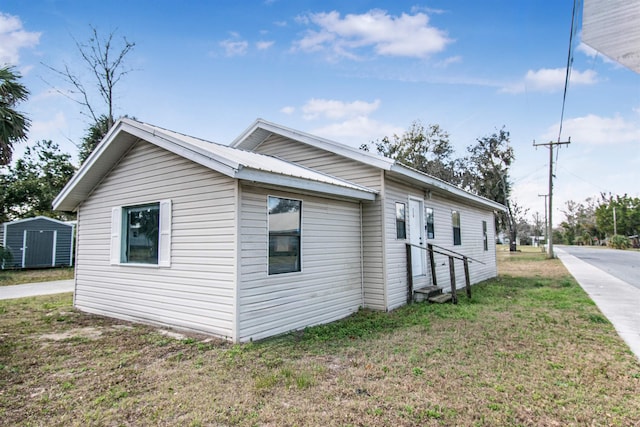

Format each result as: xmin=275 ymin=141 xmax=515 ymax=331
xmin=1 ymin=216 xmax=75 ymax=269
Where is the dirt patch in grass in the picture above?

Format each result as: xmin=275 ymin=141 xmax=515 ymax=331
xmin=39 ymin=326 xmax=104 ymax=342
xmin=1 ymin=255 xmax=639 ymax=425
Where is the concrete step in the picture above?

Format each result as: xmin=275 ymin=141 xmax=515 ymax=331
xmin=413 ymin=286 xmax=443 ymax=302
xmin=427 ymin=293 xmax=453 ymax=304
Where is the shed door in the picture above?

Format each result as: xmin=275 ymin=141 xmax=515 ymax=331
xmin=23 ymin=230 xmax=55 ymax=268
xmin=409 ymin=199 xmax=425 ymax=276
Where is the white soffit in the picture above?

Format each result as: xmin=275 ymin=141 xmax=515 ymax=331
xmin=582 ymin=0 xmax=640 ymax=74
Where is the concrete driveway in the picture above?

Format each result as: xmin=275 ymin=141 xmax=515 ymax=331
xmin=0 ymin=280 xmax=74 ymax=300
xmin=556 ymin=247 xmax=640 ymax=361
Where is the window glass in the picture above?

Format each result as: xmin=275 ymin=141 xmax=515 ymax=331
xmin=483 ymin=220 xmax=488 ymax=251
xmin=268 ymin=196 xmax=301 ymax=275
xmin=395 ymin=202 xmax=406 ymax=239
xmin=123 ymin=203 xmax=160 ymax=264
xmin=425 ymin=207 xmax=434 ymax=239
xmin=452 ymin=210 xmax=461 ymax=246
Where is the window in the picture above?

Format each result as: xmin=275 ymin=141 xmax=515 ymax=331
xmin=452 ymin=210 xmax=461 ymax=246
xmin=123 ymin=204 xmax=159 ymax=264
xmin=425 ymin=207 xmax=434 ymax=239
xmin=110 ymin=200 xmax=171 ymax=266
xmin=268 ymin=196 xmax=301 ymax=275
xmin=395 ymin=202 xmax=406 ymax=239
xmin=482 ymin=220 xmax=488 ymax=251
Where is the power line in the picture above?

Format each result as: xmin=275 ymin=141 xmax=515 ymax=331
xmin=532 ymin=0 xmax=580 ymax=259
xmin=558 ymin=0 xmax=580 ymax=144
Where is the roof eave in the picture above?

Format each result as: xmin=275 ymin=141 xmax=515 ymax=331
xmin=389 ymin=164 xmax=507 ymax=212
xmin=53 ymin=119 xmax=241 ymax=212
xmin=236 ymin=168 xmax=377 ymax=201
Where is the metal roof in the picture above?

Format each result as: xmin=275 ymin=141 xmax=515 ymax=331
xmin=53 ymin=119 xmax=377 ymax=212
xmin=232 ymin=119 xmax=506 ymax=212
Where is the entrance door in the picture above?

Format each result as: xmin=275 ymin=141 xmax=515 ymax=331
xmin=23 ymin=230 xmax=55 ymax=268
xmin=408 ymin=199 xmax=425 ymax=276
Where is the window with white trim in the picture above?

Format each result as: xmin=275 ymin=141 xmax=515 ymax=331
xmin=425 ymin=207 xmax=434 ymax=239
xmin=268 ymin=196 xmax=301 ymax=275
xmin=482 ymin=220 xmax=488 ymax=251
xmin=110 ymin=200 xmax=172 ymax=266
xmin=452 ymin=210 xmax=461 ymax=246
xmin=395 ymin=202 xmax=406 ymax=239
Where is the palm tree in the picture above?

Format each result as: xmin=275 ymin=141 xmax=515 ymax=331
xmin=0 ymin=66 xmax=30 ymax=165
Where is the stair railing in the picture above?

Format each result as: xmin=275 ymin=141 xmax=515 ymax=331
xmin=405 ymin=243 xmax=484 ymax=304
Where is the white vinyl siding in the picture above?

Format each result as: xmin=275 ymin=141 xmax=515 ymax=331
xmin=361 ymin=197 xmax=386 ymax=310
xmin=252 ymin=134 xmax=386 ymax=311
xmin=384 ymin=178 xmax=498 ymax=309
xmin=254 ymin=134 xmax=382 ymax=191
xmin=75 ymin=140 xmax=237 ymax=339
xmin=238 ymin=185 xmax=362 ymax=342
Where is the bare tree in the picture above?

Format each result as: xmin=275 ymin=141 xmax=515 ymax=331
xmin=44 ymin=27 xmax=135 ymax=157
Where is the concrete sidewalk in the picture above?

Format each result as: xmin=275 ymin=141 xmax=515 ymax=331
xmin=556 ymin=248 xmax=640 ymax=361
xmin=0 ymin=280 xmax=74 ymax=300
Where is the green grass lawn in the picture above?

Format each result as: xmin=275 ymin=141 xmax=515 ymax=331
xmin=0 ymin=251 xmax=638 ymax=425
xmin=0 ymin=267 xmax=74 ymax=286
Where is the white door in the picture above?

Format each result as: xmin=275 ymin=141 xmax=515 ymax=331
xmin=409 ymin=199 xmax=425 ymax=276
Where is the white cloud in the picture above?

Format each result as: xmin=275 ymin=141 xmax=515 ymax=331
xmin=219 ymin=37 xmax=249 ymax=56
xmin=311 ymin=116 xmax=403 ymax=147
xmin=0 ymin=12 xmax=40 ymax=65
xmin=292 ymin=9 xmax=452 ymax=60
xmin=435 ymin=55 xmax=462 ymax=68
xmin=542 ymin=114 xmax=640 ymax=145
xmin=302 ymin=98 xmax=381 ymax=120
xmin=256 ymin=40 xmax=275 ymax=50
xmin=280 ymin=106 xmax=295 ymax=114
xmin=502 ymin=68 xmax=598 ymax=94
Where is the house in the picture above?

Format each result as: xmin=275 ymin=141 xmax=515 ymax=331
xmin=1 ymin=216 xmax=74 ymax=269
xmin=53 ymin=118 xmax=505 ymax=342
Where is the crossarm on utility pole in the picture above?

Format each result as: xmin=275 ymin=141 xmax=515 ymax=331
xmin=533 ymin=138 xmax=571 ymax=258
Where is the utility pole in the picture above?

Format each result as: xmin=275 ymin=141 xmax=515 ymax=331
xmin=533 ymin=138 xmax=571 ymax=258
xmin=538 ymin=193 xmax=548 ymax=248
xmin=613 ymin=207 xmax=617 ymax=236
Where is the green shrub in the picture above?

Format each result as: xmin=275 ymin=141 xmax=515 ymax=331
xmin=0 ymin=245 xmax=12 ymax=266
xmin=609 ymin=235 xmax=630 ymax=249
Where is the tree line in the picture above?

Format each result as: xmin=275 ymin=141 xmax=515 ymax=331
xmin=556 ymin=194 xmax=640 ymax=249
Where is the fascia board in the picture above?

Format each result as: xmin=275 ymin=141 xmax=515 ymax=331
xmin=53 ymin=120 xmax=240 ymax=211
xmin=389 ymin=164 xmax=507 ymax=212
xmin=53 ymin=120 xmax=132 ymax=211
xmin=236 ymin=168 xmax=377 ymax=201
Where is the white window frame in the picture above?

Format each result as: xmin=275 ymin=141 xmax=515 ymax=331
xmin=482 ymin=220 xmax=488 ymax=251
xmin=425 ymin=207 xmax=435 ymax=239
xmin=267 ymin=195 xmax=302 ymax=275
xmin=452 ymin=210 xmax=461 ymax=246
xmin=395 ymin=202 xmax=407 ymax=240
xmin=110 ymin=199 xmax=172 ymax=267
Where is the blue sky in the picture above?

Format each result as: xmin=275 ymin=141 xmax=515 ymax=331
xmin=2 ymin=1 xmax=639 ymax=225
